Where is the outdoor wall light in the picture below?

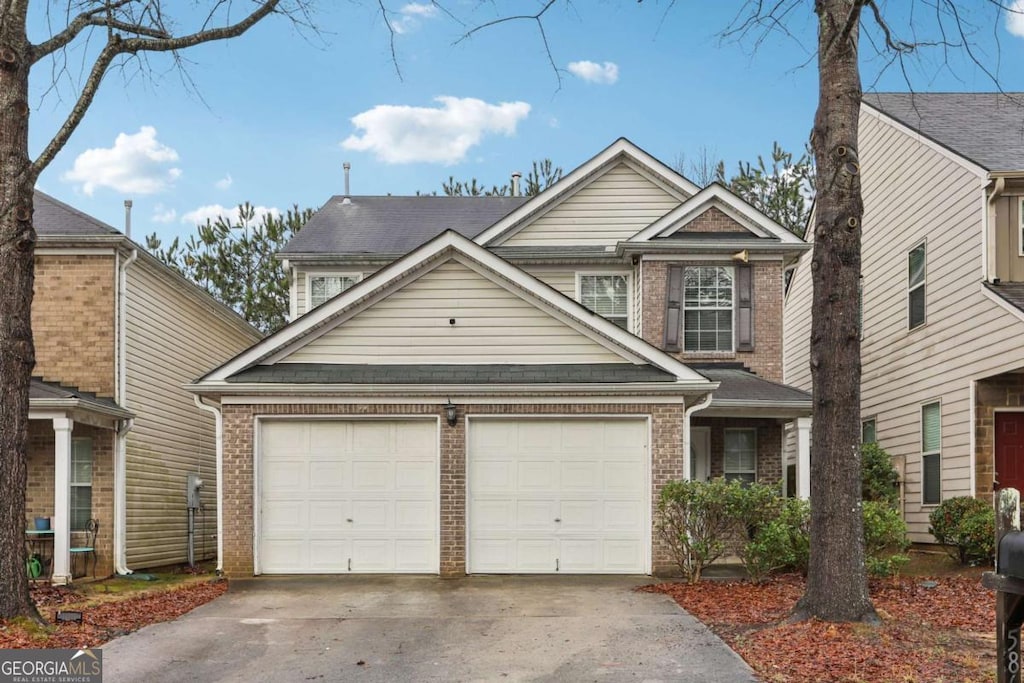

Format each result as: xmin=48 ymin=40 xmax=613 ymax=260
xmin=445 ymin=399 xmax=458 ymax=427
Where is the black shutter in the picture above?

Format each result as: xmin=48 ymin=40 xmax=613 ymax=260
xmin=736 ymin=264 xmax=754 ymax=352
xmin=664 ymin=265 xmax=683 ymax=352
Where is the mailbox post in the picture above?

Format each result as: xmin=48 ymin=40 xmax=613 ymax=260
xmin=983 ymin=488 xmax=1024 ymax=683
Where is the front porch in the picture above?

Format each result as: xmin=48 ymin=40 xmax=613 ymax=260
xmin=975 ymin=371 xmax=1024 ymax=501
xmin=27 ymin=378 xmax=133 ymax=584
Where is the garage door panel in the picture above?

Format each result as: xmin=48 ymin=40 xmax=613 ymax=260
xmin=473 ymin=462 xmax=513 ymax=490
xmin=560 ymin=422 xmax=604 ymax=450
xmin=604 ymin=463 xmax=644 ymax=492
xmin=469 ymin=539 xmax=513 ymax=572
xmin=517 ymin=499 xmax=558 ymax=528
xmin=559 ymin=500 xmax=600 ymax=529
xmin=519 ymin=422 xmax=560 ymax=449
xmin=560 ymin=461 xmax=600 ymax=490
xmin=559 ymin=539 xmax=600 ymax=571
xmin=471 ymin=500 xmax=514 ymax=530
xmin=604 ymin=540 xmax=645 ymax=571
xmin=517 ymin=539 xmax=558 ymax=571
xmin=603 ymin=501 xmax=644 ymax=531
xmin=518 ymin=461 xmax=557 ymax=490
xmin=604 ymin=420 xmax=648 ymax=448
xmin=260 ymin=420 xmax=438 ymax=574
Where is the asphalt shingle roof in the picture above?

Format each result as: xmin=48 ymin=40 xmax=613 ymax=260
xmin=281 ymin=196 xmax=529 ymax=256
xmin=985 ymin=281 xmax=1024 ymax=314
xmin=34 ymin=191 xmax=121 ymax=237
xmin=29 ymin=377 xmax=127 ymax=413
xmin=227 ymin=363 xmax=676 ymax=384
xmin=863 ymin=92 xmax=1024 ymax=171
xmin=695 ymin=366 xmax=812 ymax=404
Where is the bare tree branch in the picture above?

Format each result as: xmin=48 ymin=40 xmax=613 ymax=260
xmin=454 ymin=0 xmax=563 ymax=88
xmin=377 ymin=0 xmax=404 ymax=80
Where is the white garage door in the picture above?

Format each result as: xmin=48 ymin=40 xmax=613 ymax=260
xmin=259 ymin=419 xmax=438 ymax=574
xmin=468 ymin=417 xmax=649 ymax=574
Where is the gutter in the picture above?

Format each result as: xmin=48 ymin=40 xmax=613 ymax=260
xmin=186 ymin=380 xmax=720 ymax=396
xmin=986 ymin=176 xmax=1006 ymax=282
xmin=682 ymin=393 xmax=714 ymax=481
xmin=114 ymin=244 xmax=138 ymax=575
xmin=193 ymin=396 xmax=224 ymax=575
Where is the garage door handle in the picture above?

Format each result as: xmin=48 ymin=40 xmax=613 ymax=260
xmin=554 ymin=518 xmax=561 ymax=523
xmin=346 ymin=518 xmax=353 ymax=523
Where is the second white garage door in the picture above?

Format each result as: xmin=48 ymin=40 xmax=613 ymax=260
xmin=468 ymin=417 xmax=649 ymax=574
xmin=259 ymin=419 xmax=438 ymax=574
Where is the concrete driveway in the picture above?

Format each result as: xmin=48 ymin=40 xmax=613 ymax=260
xmin=101 ymin=576 xmax=755 ymax=682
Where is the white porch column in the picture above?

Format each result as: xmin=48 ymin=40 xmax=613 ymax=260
xmin=52 ymin=417 xmax=74 ymax=585
xmin=796 ymin=416 xmax=812 ymax=500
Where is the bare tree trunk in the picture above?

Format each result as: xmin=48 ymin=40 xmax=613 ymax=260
xmin=792 ymin=0 xmax=878 ymax=623
xmin=0 ymin=4 xmax=41 ymax=621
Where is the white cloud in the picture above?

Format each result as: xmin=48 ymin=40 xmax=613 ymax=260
xmin=215 ymin=174 xmax=233 ymax=190
xmin=181 ymin=204 xmax=280 ymax=227
xmin=567 ymin=60 xmax=619 ymax=85
xmin=392 ymin=2 xmax=438 ymax=34
xmin=61 ymin=126 xmax=181 ymax=196
xmin=1008 ymin=0 xmax=1024 ymax=38
xmin=342 ymin=96 xmax=531 ymax=165
xmin=151 ymin=204 xmax=177 ymax=223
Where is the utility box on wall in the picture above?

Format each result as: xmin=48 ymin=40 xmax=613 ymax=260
xmin=187 ymin=473 xmax=204 ymax=510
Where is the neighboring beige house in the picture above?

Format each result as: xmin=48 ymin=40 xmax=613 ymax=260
xmin=191 ymin=138 xmax=813 ymax=577
xmin=26 ymin=192 xmax=261 ymax=583
xmin=783 ymin=92 xmax=1024 ymax=542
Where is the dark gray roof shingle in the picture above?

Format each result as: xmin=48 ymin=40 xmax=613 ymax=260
xmin=985 ymin=281 xmax=1024 ymax=313
xmin=34 ymin=191 xmax=121 ymax=237
xmin=863 ymin=92 xmax=1024 ymax=171
xmin=696 ymin=366 xmax=811 ymax=404
xmin=281 ymin=196 xmax=529 ymax=256
xmin=227 ymin=363 xmax=676 ymax=384
xmin=29 ymin=377 xmax=128 ymax=413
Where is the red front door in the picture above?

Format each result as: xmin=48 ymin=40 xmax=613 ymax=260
xmin=995 ymin=413 xmax=1024 ymax=491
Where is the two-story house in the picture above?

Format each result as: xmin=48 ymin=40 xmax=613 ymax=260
xmin=27 ymin=192 xmax=260 ymax=583
xmin=784 ymin=92 xmax=1024 ymax=542
xmin=190 ymin=139 xmax=812 ymax=577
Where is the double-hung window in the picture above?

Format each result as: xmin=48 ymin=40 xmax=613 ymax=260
xmin=309 ymin=273 xmax=361 ymax=310
xmin=579 ymin=274 xmax=629 ymax=330
xmin=908 ymin=242 xmax=926 ymax=330
xmin=921 ymin=402 xmax=941 ymax=505
xmin=70 ymin=438 xmax=93 ymax=532
xmin=861 ymin=418 xmax=877 ymax=444
xmin=683 ymin=266 xmax=734 ymax=352
xmin=723 ymin=428 xmax=757 ymax=484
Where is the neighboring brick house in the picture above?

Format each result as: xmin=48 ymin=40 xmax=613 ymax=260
xmin=27 ymin=192 xmax=260 ymax=584
xmin=783 ymin=93 xmax=1024 ymax=542
xmin=190 ymin=139 xmax=812 ymax=577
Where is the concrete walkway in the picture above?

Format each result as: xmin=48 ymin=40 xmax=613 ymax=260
xmin=101 ymin=575 xmax=756 ymax=683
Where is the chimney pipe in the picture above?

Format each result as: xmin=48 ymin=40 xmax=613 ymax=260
xmin=343 ymin=162 xmax=351 ymax=197
xmin=124 ymin=199 xmax=133 ymax=238
xmin=511 ymin=171 xmax=522 ymax=197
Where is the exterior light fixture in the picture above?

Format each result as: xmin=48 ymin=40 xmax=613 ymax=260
xmin=445 ymin=399 xmax=457 ymax=427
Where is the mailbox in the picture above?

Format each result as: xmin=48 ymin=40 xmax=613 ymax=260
xmin=1001 ymin=531 xmax=1024 ymax=580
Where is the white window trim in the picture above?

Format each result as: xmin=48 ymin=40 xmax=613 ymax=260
xmin=920 ymin=400 xmax=942 ymax=506
xmin=723 ymin=427 xmax=757 ymax=482
xmin=682 ymin=265 xmax=736 ymax=353
xmin=861 ymin=417 xmax=877 ymax=444
xmin=1018 ymin=197 xmax=1024 ymax=257
xmin=907 ymin=240 xmax=927 ymax=331
xmin=306 ymin=271 xmax=363 ymax=311
xmin=70 ymin=437 xmax=92 ymax=532
xmin=575 ymin=271 xmax=632 ymax=333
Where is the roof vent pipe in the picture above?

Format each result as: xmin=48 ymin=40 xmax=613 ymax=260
xmin=343 ymin=162 xmax=351 ymax=197
xmin=511 ymin=171 xmax=522 ymax=197
xmin=124 ymin=199 xmax=132 ymax=238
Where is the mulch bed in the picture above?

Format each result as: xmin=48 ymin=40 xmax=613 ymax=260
xmin=642 ymin=574 xmax=996 ymax=683
xmin=0 ymin=580 xmax=227 ymax=649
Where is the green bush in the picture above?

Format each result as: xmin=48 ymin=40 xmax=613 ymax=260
xmin=656 ymin=478 xmax=746 ymax=583
xmin=740 ymin=497 xmax=810 ymax=582
xmin=928 ymin=497 xmax=995 ymax=566
xmin=861 ymin=443 xmax=900 ymax=509
xmin=862 ymin=500 xmax=910 ymax=577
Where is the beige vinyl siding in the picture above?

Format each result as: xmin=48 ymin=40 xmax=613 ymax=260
xmin=857 ymin=106 xmax=1021 ymax=541
xmin=293 ymin=268 xmax=377 ymax=318
xmin=782 ymin=243 xmax=814 ymax=393
xmin=994 ymin=195 xmax=1024 ymax=282
xmin=518 ymin=266 xmax=576 ymax=298
xmin=503 ymin=161 xmax=681 ymax=247
xmin=124 ymin=260 xmax=260 ymax=568
xmin=281 ymin=259 xmax=626 ymax=365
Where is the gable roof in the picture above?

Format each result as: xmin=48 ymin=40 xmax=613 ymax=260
xmin=473 ymin=138 xmax=701 ymax=247
xmin=627 ymin=183 xmax=807 ymax=245
xmin=279 ymin=195 xmax=528 ymax=258
xmin=34 ymin=191 xmax=121 ymax=237
xmin=862 ymin=92 xmax=1024 ymax=172
xmin=196 ymin=230 xmax=715 ymax=390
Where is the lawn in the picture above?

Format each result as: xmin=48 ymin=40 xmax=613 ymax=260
xmin=0 ymin=569 xmax=226 ymax=649
xmin=644 ymin=551 xmax=996 ymax=683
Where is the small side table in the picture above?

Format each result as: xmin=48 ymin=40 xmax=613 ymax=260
xmin=25 ymin=529 xmax=54 ymax=581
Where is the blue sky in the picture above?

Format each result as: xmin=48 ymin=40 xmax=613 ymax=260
xmin=26 ymin=1 xmax=1024 ymax=244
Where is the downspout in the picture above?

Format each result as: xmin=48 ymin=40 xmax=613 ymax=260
xmin=986 ymin=176 xmax=1005 ymax=283
xmin=114 ymin=223 xmax=138 ymax=575
xmin=194 ymin=395 xmax=224 ymax=574
xmin=681 ymin=393 xmax=714 ymax=481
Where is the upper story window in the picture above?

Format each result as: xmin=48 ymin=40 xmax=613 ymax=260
xmin=683 ymin=266 xmax=734 ymax=352
xmin=309 ymin=273 xmax=361 ymax=310
xmin=908 ymin=242 xmax=926 ymax=330
xmin=578 ymin=274 xmax=629 ymax=330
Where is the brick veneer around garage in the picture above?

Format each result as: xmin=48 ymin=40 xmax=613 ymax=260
xmin=220 ymin=401 xmax=685 ymax=577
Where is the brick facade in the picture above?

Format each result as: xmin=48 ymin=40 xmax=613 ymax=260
xmin=691 ymin=416 xmax=783 ymax=484
xmin=641 ymin=259 xmax=784 ymax=381
xmin=33 ymin=254 xmax=117 ymax=397
xmin=26 ymin=421 xmax=116 ymax=578
xmin=675 ymin=206 xmax=749 ymax=234
xmin=220 ymin=401 xmax=685 ymax=577
xmin=975 ymin=374 xmax=1024 ymax=500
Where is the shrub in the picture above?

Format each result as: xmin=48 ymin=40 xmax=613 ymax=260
xmin=740 ymin=497 xmax=810 ymax=582
xmin=862 ymin=500 xmax=910 ymax=577
xmin=929 ymin=497 xmax=995 ymax=566
xmin=656 ymin=478 xmax=746 ymax=583
xmin=861 ymin=442 xmax=900 ymax=509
